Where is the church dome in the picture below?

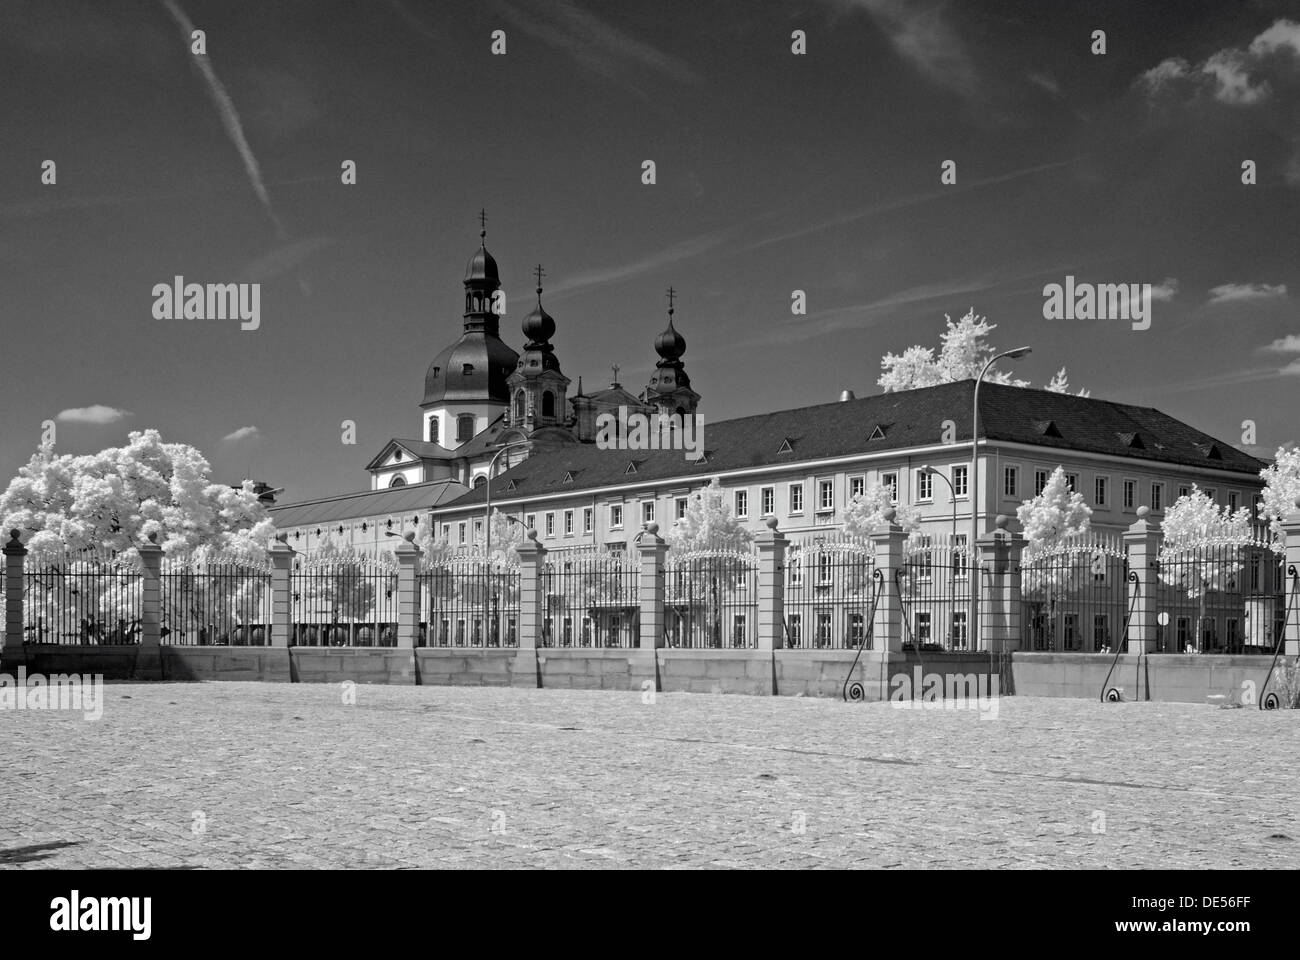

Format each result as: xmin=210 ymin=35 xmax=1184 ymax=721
xmin=423 ymin=333 xmax=519 ymax=405
xmin=522 ymin=298 xmax=555 ymax=346
xmin=655 ymin=314 xmax=685 ymax=361
xmin=465 ymin=243 xmax=499 ymax=283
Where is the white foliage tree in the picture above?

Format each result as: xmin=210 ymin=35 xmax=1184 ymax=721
xmin=666 ymin=478 xmax=753 ymax=553
xmin=1158 ymin=486 xmax=1251 ymax=652
xmin=841 ymin=480 xmax=922 ymax=541
xmin=1045 ymin=366 xmax=1092 ymax=398
xmin=1259 ymin=445 xmax=1300 ymax=543
xmin=1016 ymin=466 xmax=1094 ymax=648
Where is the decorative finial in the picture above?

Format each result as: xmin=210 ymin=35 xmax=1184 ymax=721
xmin=1137 ymin=505 xmax=1150 ymax=518
xmin=527 ymin=527 xmax=539 ymax=541
xmin=645 ymin=521 xmax=659 ymax=535
xmin=883 ymin=507 xmax=896 ymax=522
xmin=404 ymin=531 xmax=416 ymax=542
xmin=765 ymin=517 xmax=779 ymax=530
xmin=275 ymin=532 xmax=288 ymax=543
xmin=478 ymin=208 xmax=487 ymax=240
xmin=147 ymin=532 xmax=158 ymax=544
xmin=611 ymin=363 xmax=620 ymax=386
xmin=8 ymin=529 xmax=20 ymax=543
xmin=576 ymin=375 xmax=584 ymax=396
xmin=995 ymin=515 xmax=1009 ymax=530
xmin=666 ymin=285 xmax=676 ymax=317
xmin=533 ymin=263 xmax=545 ymax=297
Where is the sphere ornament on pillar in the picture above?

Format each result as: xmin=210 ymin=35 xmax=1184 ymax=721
xmin=645 ymin=522 xmax=659 ymax=535
xmin=1137 ymin=506 xmax=1150 ymax=519
xmin=883 ymin=507 xmax=896 ymax=522
xmin=765 ymin=516 xmax=779 ymax=530
xmin=147 ymin=532 xmax=158 ymax=544
xmin=995 ymin=514 xmax=1009 ymax=530
xmin=404 ymin=531 xmax=416 ymax=542
xmin=275 ymin=532 xmax=289 ymax=543
xmin=8 ymin=529 xmax=20 ymax=545
xmin=527 ymin=528 xmax=539 ymax=541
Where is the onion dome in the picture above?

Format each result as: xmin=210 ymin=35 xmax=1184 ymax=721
xmin=522 ymin=274 xmax=556 ymax=347
xmin=655 ymin=311 xmax=685 ymax=361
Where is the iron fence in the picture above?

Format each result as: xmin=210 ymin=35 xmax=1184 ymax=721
xmin=783 ymin=533 xmax=875 ymax=649
xmin=1019 ymin=532 xmax=1128 ymax=652
xmin=291 ymin=553 xmax=400 ymax=647
xmin=664 ymin=548 xmax=758 ymax=648
xmin=160 ymin=555 xmax=273 ymax=645
xmin=22 ymin=549 xmax=143 ymax=645
xmin=542 ymin=546 xmax=639 ymax=647
xmin=419 ymin=555 xmax=521 ymax=647
xmin=899 ymin=533 xmax=974 ymax=652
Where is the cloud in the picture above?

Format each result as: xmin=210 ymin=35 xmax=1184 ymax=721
xmin=56 ymin=405 xmax=131 ymax=424
xmin=1149 ymin=278 xmax=1179 ymax=302
xmin=1139 ymin=58 xmax=1191 ymax=92
xmin=1249 ymin=18 xmax=1300 ymax=57
xmin=160 ymin=0 xmax=287 ymax=241
xmin=824 ymin=0 xmax=978 ymax=101
xmin=547 ymin=226 xmax=738 ymax=298
xmin=489 ymin=0 xmax=701 ymax=97
xmin=1137 ymin=18 xmax=1300 ymax=106
xmin=222 ymin=426 xmax=262 ymax=442
xmin=1263 ymin=334 xmax=1300 ymax=353
xmin=1202 ymin=50 xmax=1270 ymax=104
xmin=1281 ymin=358 xmax=1300 ymax=376
xmin=1027 ymin=72 xmax=1061 ymax=97
xmin=1207 ymin=282 xmax=1288 ymax=304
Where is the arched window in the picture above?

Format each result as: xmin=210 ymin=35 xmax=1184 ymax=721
xmin=427 ymin=418 xmax=439 ymax=443
xmin=515 ymin=390 xmax=526 ymax=421
xmin=473 ymin=475 xmax=487 ymax=488
xmin=457 ymin=414 xmax=475 ymax=441
xmin=390 ymin=476 xmax=406 ymax=488
xmin=542 ymin=391 xmax=555 ymax=418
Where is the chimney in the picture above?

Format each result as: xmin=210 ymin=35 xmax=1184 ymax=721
xmin=839 ymin=389 xmax=856 ymax=402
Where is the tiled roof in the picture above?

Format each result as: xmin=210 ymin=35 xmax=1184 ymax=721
xmin=443 ymin=380 xmax=1266 ymax=508
xmin=269 ymin=479 xmax=468 ymax=526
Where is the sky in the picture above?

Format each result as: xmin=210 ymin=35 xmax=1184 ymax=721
xmin=0 ymin=0 xmax=1297 ymax=503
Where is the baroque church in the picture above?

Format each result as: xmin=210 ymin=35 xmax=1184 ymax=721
xmin=270 ymin=217 xmax=701 ymax=552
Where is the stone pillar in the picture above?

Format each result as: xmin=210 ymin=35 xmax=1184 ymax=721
xmin=394 ymin=532 xmax=421 ymax=649
xmin=3 ymin=529 xmax=27 ymax=668
xmin=977 ymin=515 xmax=1024 ymax=652
xmin=516 ymin=530 xmax=547 ymax=649
xmin=638 ymin=522 xmax=668 ymax=650
xmin=135 ymin=534 xmax=163 ymax=680
xmin=1283 ymin=501 xmax=1300 ymax=657
xmin=755 ymin=518 xmax=787 ymax=651
xmin=869 ymin=511 xmax=906 ymax=652
xmin=1124 ymin=506 xmax=1163 ymax=655
xmin=268 ymin=534 xmax=294 ymax=648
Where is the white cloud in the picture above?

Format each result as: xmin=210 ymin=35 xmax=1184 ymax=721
xmin=1149 ymin=277 xmax=1179 ymax=301
xmin=1264 ymin=334 xmax=1300 ymax=353
xmin=222 ymin=426 xmax=261 ymax=442
xmin=1139 ymin=58 xmax=1190 ymax=92
xmin=1137 ymin=19 xmax=1300 ymax=106
xmin=1249 ymin=18 xmax=1300 ymax=57
xmin=1281 ymin=358 xmax=1300 ymax=376
xmin=1202 ymin=50 xmax=1269 ymax=104
xmin=1207 ymin=282 xmax=1287 ymax=304
xmin=824 ymin=0 xmax=978 ymax=101
xmin=56 ymin=405 xmax=130 ymax=424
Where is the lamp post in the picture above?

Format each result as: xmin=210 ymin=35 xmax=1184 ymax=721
xmin=970 ymin=346 xmax=1031 ymax=652
xmin=484 ymin=440 xmax=533 ymax=560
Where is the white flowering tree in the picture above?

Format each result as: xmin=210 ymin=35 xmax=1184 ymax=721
xmin=1016 ymin=466 xmax=1094 ymax=648
xmin=666 ymin=478 xmax=752 ymax=554
xmin=841 ymin=480 xmax=923 ymax=541
xmin=1259 ymin=445 xmax=1300 ymax=543
xmin=1158 ymin=487 xmax=1251 ymax=652
xmin=879 ymin=308 xmax=1088 ymax=395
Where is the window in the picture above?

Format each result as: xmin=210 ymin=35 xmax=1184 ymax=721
xmin=1228 ymin=490 xmax=1239 ymax=511
xmin=1003 ymin=466 xmax=1018 ymax=498
xmin=916 ymin=612 xmax=932 ymax=644
xmin=1204 ymin=488 xmax=1216 ymax=502
xmin=542 ymin=391 xmax=555 ymax=418
xmin=544 ymin=513 xmax=555 ymax=537
xmin=642 ymin=501 xmax=655 ymax=525
xmin=789 ymin=483 xmax=804 ymax=514
xmin=610 ymin=504 xmax=623 ymax=528
xmin=1093 ymin=614 xmax=1109 ymax=652
xmin=1065 ymin=473 xmax=1078 ymax=493
xmin=427 ymin=418 xmax=439 ymax=443
xmin=818 ymin=480 xmax=834 ymax=511
xmin=390 ymin=475 xmax=406 ymax=488
xmin=456 ymin=414 xmax=474 ymax=442
xmin=1123 ymin=480 xmax=1136 ymax=510
xmin=525 ymin=514 xmax=536 ymax=532
xmin=583 ymin=507 xmax=593 ymax=534
xmin=675 ymin=498 xmax=688 ymax=521
xmin=457 ymin=523 xmax=466 ymax=545
xmin=1063 ymin=614 xmax=1079 ymax=651
xmin=788 ymin=549 xmax=803 ymax=587
xmin=1178 ymin=484 xmax=1191 ymax=500
xmin=848 ymin=614 xmax=865 ymax=648
xmin=881 ymin=473 xmax=898 ymax=502
xmin=817 ymin=551 xmax=833 ymax=585
xmin=563 ymin=510 xmax=573 ymax=535
xmin=849 ymin=476 xmax=865 ymax=500
xmin=815 ymin=613 xmax=832 ymax=649
xmin=1034 ymin=469 xmax=1048 ymax=496
xmin=734 ymin=490 xmax=748 ymax=518
xmin=441 ymin=524 xmax=450 ymax=541
xmin=788 ymin=613 xmax=802 ymax=647
xmin=953 ymin=535 xmax=968 ymax=578
xmin=761 ymin=487 xmax=775 ymax=516
xmin=952 ymin=465 xmax=968 ymax=497
xmin=562 ymin=618 xmax=573 ymax=647
xmin=1150 ymin=483 xmax=1163 ymax=512
xmin=732 ymin=613 xmax=748 ymax=648
xmin=951 ymin=612 xmax=968 ymax=651
xmin=1094 ymin=476 xmax=1107 ymax=507
xmin=916 ymin=470 xmax=933 ymax=501
xmin=462 ymin=363 xmax=474 ymax=376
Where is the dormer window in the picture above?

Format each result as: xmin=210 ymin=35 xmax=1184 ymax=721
xmin=462 ymin=363 xmax=474 ymax=376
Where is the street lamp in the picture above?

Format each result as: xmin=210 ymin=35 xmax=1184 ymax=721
xmin=970 ymin=346 xmax=1031 ymax=652
xmin=484 ymin=440 xmax=533 ymax=560
xmin=919 ymin=465 xmax=957 ymax=540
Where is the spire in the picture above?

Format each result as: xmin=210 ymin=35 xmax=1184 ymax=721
xmin=655 ymin=286 xmax=686 ymax=361
xmin=463 ymin=213 xmax=501 ymax=334
xmin=521 ymin=262 xmax=556 ymax=348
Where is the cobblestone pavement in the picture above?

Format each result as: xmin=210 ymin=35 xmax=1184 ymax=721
xmin=2 ymin=682 xmax=1298 ymax=869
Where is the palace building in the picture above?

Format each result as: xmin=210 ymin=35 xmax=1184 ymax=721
xmin=270 ymin=222 xmax=1268 ymax=556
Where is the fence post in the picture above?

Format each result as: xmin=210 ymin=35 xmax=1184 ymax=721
xmin=516 ymin=530 xmax=546 ymax=649
xmin=977 ymin=515 xmax=1024 ymax=652
xmin=1124 ymin=506 xmax=1163 ymax=655
xmin=3 ymin=529 xmax=27 ymax=669
xmin=638 ymin=523 xmax=668 ymax=650
xmin=755 ymin=518 xmax=786 ymax=651
xmin=1284 ymin=500 xmax=1300 ymax=657
xmin=135 ymin=534 xmax=163 ymax=680
xmin=268 ymin=534 xmax=293 ymax=648
xmin=394 ymin=532 xmax=421 ymax=649
xmin=869 ymin=510 xmax=906 ymax=652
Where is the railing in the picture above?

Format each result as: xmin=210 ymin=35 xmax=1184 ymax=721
xmin=160 ymin=554 xmax=273 ymax=646
xmin=664 ymin=547 xmax=758 ymax=648
xmin=22 ymin=549 xmax=143 ymax=645
xmin=1019 ymin=532 xmax=1128 ymax=653
xmin=784 ymin=533 xmax=875 ymax=649
xmin=542 ymin=546 xmax=639 ymax=648
xmin=899 ymin=533 xmax=974 ymax=652
xmin=291 ymin=553 xmax=399 ymax=647
xmin=419 ymin=554 xmax=521 ymax=647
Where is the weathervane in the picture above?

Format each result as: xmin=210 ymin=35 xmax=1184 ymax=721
xmin=611 ymin=363 xmax=620 ymax=386
xmin=478 ymin=208 xmax=487 ymax=239
xmin=666 ymin=285 xmax=676 ymax=316
xmin=534 ymin=263 xmax=546 ymax=294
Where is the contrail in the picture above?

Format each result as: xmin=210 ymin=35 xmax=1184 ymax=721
xmin=159 ymin=0 xmax=287 ymax=241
